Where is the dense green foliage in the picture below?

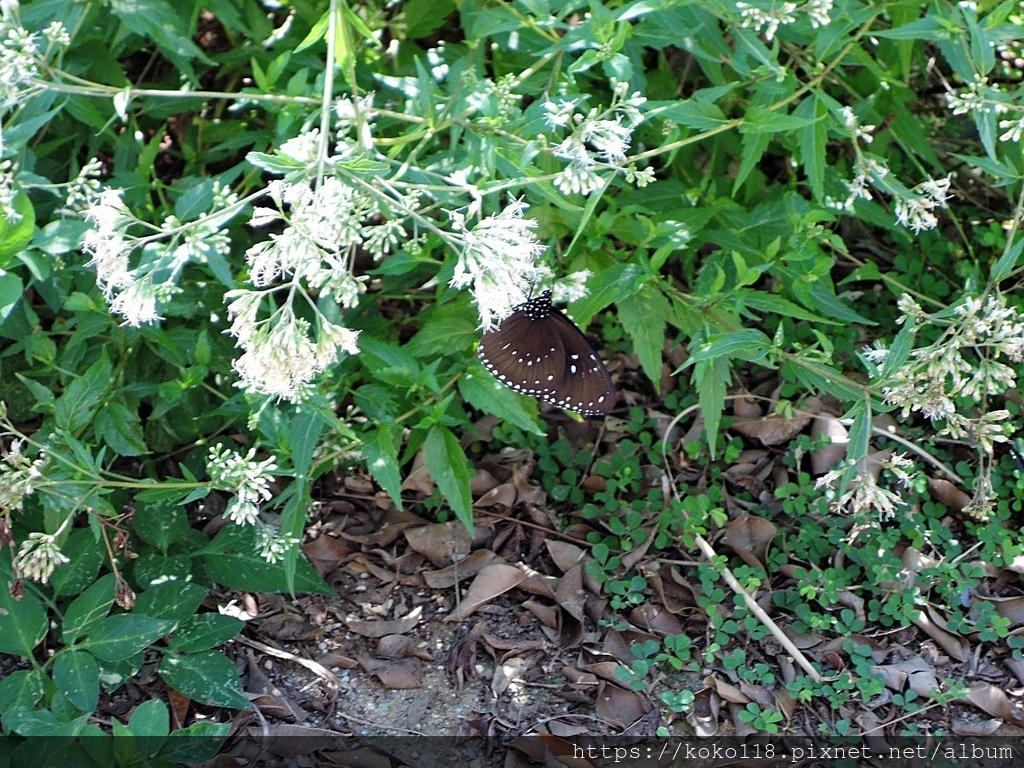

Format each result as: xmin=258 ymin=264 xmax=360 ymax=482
xmin=1 ymin=0 xmax=1023 ymax=743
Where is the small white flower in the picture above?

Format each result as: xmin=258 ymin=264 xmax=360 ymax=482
xmin=999 ymin=116 xmax=1024 ymax=143
xmin=449 ymin=200 xmax=546 ymax=329
xmin=207 ymin=444 xmax=278 ymax=526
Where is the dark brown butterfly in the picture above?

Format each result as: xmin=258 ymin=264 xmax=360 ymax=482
xmin=478 ymin=291 xmax=615 ymax=416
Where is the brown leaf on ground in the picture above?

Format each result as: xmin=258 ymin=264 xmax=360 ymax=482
xmin=719 ymin=514 xmax=777 ymax=568
xmin=595 ymin=682 xmax=647 ymax=727
xmin=966 ymin=684 xmax=1024 ymax=726
xmin=322 ymin=746 xmax=394 ymax=768
xmin=973 ymin=593 xmax=1024 ymax=627
xmin=337 ymin=507 xmax=429 ymax=547
xmin=316 ymin=651 xmax=357 ymax=670
xmin=730 ymin=407 xmax=812 ymax=446
xmin=709 ymin=675 xmax=749 ymax=704
xmin=492 ymin=656 xmax=529 ymax=696
xmin=911 ymin=608 xmax=970 ymax=661
xmin=620 ymin=526 xmax=657 ymax=572
xmin=927 ymin=478 xmax=971 ymax=514
xmin=422 ymin=548 xmax=500 ymax=589
xmin=403 ymin=521 xmax=474 ymax=566
xmin=871 ymin=657 xmax=938 ymax=696
xmin=345 ymin=606 xmax=422 ymax=638
xmin=810 ymin=411 xmax=849 ymax=475
xmin=378 ymin=634 xmax=434 ymax=661
xmin=445 ymin=563 xmax=527 ymax=622
xmin=645 ymin=565 xmax=698 ymax=614
xmin=248 ymin=724 xmax=340 ymax=756
xmin=511 ymin=735 xmax=593 ymax=766
xmin=952 ymin=718 xmax=1003 ymax=736
xmin=356 ymin=654 xmax=423 ymax=689
xmin=522 ymin=599 xmax=559 ymax=629
xmin=554 ymin=564 xmax=587 ymax=623
xmin=300 ymin=534 xmax=352 ymax=576
xmin=629 ymin=604 xmax=684 ymax=636
xmin=546 ymin=540 xmax=586 ymax=573
xmin=258 ymin=613 xmax=323 ymax=642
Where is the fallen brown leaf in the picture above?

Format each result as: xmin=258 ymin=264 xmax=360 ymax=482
xmin=444 ymin=563 xmax=527 ymax=622
xmin=345 ymin=606 xmax=422 ymax=638
xmin=356 ymin=654 xmax=422 ymax=689
xmin=422 ymin=548 xmax=499 ymax=589
xmin=404 ymin=521 xmax=474 ymax=566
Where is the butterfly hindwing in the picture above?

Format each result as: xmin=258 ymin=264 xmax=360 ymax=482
xmin=478 ymin=292 xmax=615 ymax=416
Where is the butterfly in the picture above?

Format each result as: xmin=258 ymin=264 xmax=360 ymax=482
xmin=478 ymin=291 xmax=615 ymax=416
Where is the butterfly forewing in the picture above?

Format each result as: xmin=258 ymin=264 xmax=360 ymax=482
xmin=478 ymin=292 xmax=616 ymax=416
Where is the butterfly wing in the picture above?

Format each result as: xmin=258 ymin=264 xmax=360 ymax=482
xmin=545 ymin=308 xmax=616 ymax=416
xmin=478 ymin=293 xmax=616 ymax=417
xmin=478 ymin=310 xmax=566 ymax=400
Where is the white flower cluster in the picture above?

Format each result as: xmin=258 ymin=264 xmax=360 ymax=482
xmin=82 ymin=181 xmax=239 ymax=327
xmin=256 ymin=524 xmax=301 ymax=563
xmin=815 ymin=453 xmax=915 ymax=520
xmin=207 ymin=444 xmax=279 ymax=527
xmin=544 ymin=80 xmax=650 ymax=197
xmin=449 ymin=199 xmax=546 ymax=329
xmin=736 ymin=0 xmax=833 ymax=40
xmin=866 ymin=293 xmax=1018 ymax=456
xmin=0 ymin=436 xmax=45 ymax=515
xmin=893 ymin=176 xmax=952 ymax=234
xmin=944 ymin=76 xmax=1004 ymax=117
xmin=15 ymin=531 xmax=69 ymax=584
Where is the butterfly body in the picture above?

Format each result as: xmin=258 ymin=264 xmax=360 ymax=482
xmin=478 ymin=291 xmax=615 ymax=416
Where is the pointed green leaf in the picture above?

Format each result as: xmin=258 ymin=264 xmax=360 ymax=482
xmin=424 ymin=425 xmax=474 ymax=531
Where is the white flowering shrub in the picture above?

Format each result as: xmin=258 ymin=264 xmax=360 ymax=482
xmin=0 ymin=0 xmax=1022 ymax=741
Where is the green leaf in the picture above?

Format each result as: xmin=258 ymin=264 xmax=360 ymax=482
xmin=128 ymin=699 xmax=169 ymax=738
xmin=0 ymin=575 xmax=47 ymax=655
xmin=618 ymin=287 xmax=669 ymax=393
xmin=54 ymin=353 xmax=112 ymax=434
xmin=62 ymin=574 xmax=116 ymax=645
xmin=0 ymin=669 xmax=46 ymax=716
xmin=81 ymin=615 xmax=177 ymax=662
xmin=990 ymin=238 xmax=1024 ymax=282
xmin=288 ymin=408 xmax=324 ymax=482
xmin=804 ymin=282 xmax=877 ymax=325
xmin=687 ymin=329 xmax=773 ymax=365
xmin=0 ymin=272 xmax=23 ymax=323
xmin=741 ymin=292 xmax=837 ymax=324
xmin=134 ymin=581 xmax=207 ymax=622
xmin=109 ymin=0 xmax=209 ymax=78
xmin=0 ymin=190 xmax=35 ymax=266
xmin=740 ymin=105 xmax=818 ymax=134
xmin=199 ymin=525 xmax=332 ymax=595
xmin=362 ymin=425 xmax=404 ymax=508
xmin=52 ymin=649 xmax=100 ymax=714
xmin=733 ymin=130 xmax=771 ymax=194
xmin=94 ymin=401 xmax=147 ymax=456
xmin=404 ymin=315 xmax=477 ymax=358
xmin=571 ymin=263 xmax=648 ymax=326
xmin=167 ymin=614 xmax=244 ymax=654
xmin=648 ymin=98 xmax=730 ymax=130
xmin=294 ymin=13 xmax=327 ymax=52
xmin=695 ymin=356 xmax=730 ymax=457
xmin=871 ymin=17 xmax=945 ymax=39
xmin=157 ymin=720 xmax=231 ymax=762
xmin=134 ymin=497 xmax=190 ymax=553
xmin=404 ymin=0 xmax=455 ymax=36
xmin=795 ymin=96 xmax=827 ymax=201
xmin=160 ymin=651 xmax=249 ymax=709
xmin=458 ymin=367 xmax=544 ymax=436
xmin=424 ymin=425 xmax=474 ymax=532
xmin=50 ymin=530 xmax=106 ymax=598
